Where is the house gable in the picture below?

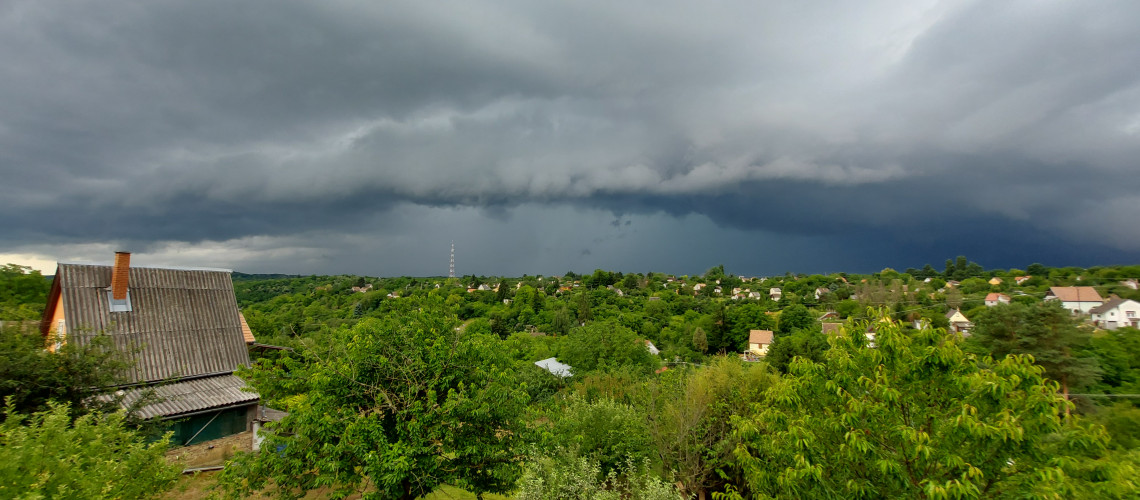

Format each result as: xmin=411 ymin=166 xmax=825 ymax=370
xmin=48 ymin=263 xmax=251 ymax=385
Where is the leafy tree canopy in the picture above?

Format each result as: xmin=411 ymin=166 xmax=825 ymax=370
xmin=0 ymin=326 xmax=134 ymax=417
xmin=0 ymin=402 xmax=179 ymax=499
xmin=727 ymin=315 xmax=1135 ymax=499
xmin=219 ymin=304 xmax=531 ymax=500
xmin=0 ymin=264 xmax=50 ymax=321
xmin=966 ymin=302 xmax=1101 ymax=397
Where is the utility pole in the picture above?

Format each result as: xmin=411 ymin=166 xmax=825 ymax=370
xmin=449 ymin=241 xmax=455 ymax=279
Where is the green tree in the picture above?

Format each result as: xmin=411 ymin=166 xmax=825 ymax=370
xmin=765 ymin=327 xmax=828 ymax=374
xmin=921 ymin=264 xmax=938 ymax=279
xmin=1089 ymin=327 xmax=1140 ymax=395
xmin=551 ymin=305 xmax=573 ymax=336
xmin=946 ymin=287 xmax=963 ymax=309
xmin=0 ymin=402 xmax=180 ymax=499
xmin=726 ymin=303 xmax=774 ymax=351
xmin=646 ymin=358 xmax=777 ymax=500
xmin=576 ymin=293 xmax=593 ymax=324
xmin=835 ymin=299 xmax=860 ymax=319
xmin=0 ymin=326 xmax=134 ymax=416
xmin=727 ymin=315 xmax=1134 ymax=499
xmin=778 ymin=304 xmax=814 ymax=334
xmin=542 ymin=397 xmax=653 ymax=475
xmin=559 ymin=321 xmax=657 ymax=375
xmin=0 ymin=264 xmax=51 ymax=321
xmin=967 ymin=302 xmax=1101 ymax=405
xmin=705 ymin=265 xmax=726 ymax=283
xmin=219 ymin=305 xmax=530 ymax=500
xmin=621 ymin=273 xmax=640 ymax=291
xmin=692 ymin=327 xmax=708 ymax=354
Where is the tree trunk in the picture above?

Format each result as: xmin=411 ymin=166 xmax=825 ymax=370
xmin=1062 ymin=377 xmax=1071 ymax=418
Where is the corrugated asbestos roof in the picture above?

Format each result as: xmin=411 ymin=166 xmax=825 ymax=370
xmin=55 ymin=263 xmax=251 ymax=384
xmin=101 ymin=374 xmax=258 ymax=419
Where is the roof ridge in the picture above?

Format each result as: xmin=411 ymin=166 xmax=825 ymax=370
xmin=58 ymin=261 xmax=233 ymax=273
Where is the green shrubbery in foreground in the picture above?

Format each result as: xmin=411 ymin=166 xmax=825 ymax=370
xmin=0 ymin=402 xmax=179 ymax=499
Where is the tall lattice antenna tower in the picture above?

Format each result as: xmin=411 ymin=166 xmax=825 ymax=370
xmin=449 ymin=241 xmax=455 ymax=278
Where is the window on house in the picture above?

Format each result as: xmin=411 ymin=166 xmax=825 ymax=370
xmin=54 ymin=320 xmax=64 ymax=351
xmin=1129 ymin=311 xmax=1136 ymax=318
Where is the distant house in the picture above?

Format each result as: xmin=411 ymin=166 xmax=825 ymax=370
xmin=748 ymin=329 xmax=774 ymax=357
xmin=534 ymin=357 xmax=573 ymax=378
xmin=1121 ymin=279 xmax=1139 ymax=290
xmin=477 ymin=284 xmax=493 ymax=291
xmin=945 ymin=280 xmax=960 ymax=288
xmin=1044 ymin=286 xmax=1104 ymax=315
xmin=748 ymin=291 xmax=763 ymax=300
xmin=988 ymin=277 xmax=1004 ymax=286
xmin=814 ymin=288 xmax=829 ymax=300
xmin=818 ymin=311 xmax=839 ymax=321
xmin=644 ymin=340 xmax=660 ymax=355
xmin=351 ymin=283 xmax=373 ymax=293
xmin=769 ymin=288 xmax=782 ymax=301
xmin=692 ymin=283 xmax=705 ymax=292
xmin=984 ymin=293 xmax=1011 ymax=307
xmin=41 ymin=252 xmax=259 ymax=446
xmin=1090 ymin=296 xmax=1140 ymax=330
xmin=1014 ymin=276 xmax=1032 ymax=285
xmin=821 ymin=323 xmax=842 ymax=335
xmin=946 ymin=309 xmax=972 ymax=335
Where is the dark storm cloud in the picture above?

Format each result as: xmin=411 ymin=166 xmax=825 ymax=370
xmin=2 ymin=0 xmax=1140 ymax=273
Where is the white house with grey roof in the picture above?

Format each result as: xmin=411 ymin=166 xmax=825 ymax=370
xmin=1090 ymin=296 xmax=1140 ymax=330
xmin=41 ymin=252 xmax=260 ymax=445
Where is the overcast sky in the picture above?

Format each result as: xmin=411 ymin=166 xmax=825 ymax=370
xmin=3 ymin=0 xmax=1140 ymax=277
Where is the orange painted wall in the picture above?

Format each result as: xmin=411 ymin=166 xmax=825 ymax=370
xmin=47 ymin=295 xmax=65 ymax=351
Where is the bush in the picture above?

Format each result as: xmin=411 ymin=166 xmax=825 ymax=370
xmin=542 ymin=397 xmax=653 ymax=475
xmin=516 ymin=448 xmax=683 ymax=500
xmin=0 ymin=401 xmax=179 ymax=499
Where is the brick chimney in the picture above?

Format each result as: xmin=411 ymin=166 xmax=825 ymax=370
xmin=111 ymin=252 xmax=130 ymax=300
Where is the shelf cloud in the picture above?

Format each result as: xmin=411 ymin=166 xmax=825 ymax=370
xmin=3 ymin=0 xmax=1140 ymax=275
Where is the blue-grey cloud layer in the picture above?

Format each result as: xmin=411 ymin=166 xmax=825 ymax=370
xmin=3 ymin=0 xmax=1140 ymax=275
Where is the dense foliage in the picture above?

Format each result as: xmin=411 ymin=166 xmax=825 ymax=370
xmin=0 ymin=264 xmax=50 ymax=321
xmin=0 ymin=402 xmax=179 ymax=499
xmin=4 ymin=258 xmax=1140 ymax=498
xmin=219 ymin=302 xmax=531 ymax=499
xmin=0 ymin=325 xmax=135 ymax=417
xmin=728 ymin=316 xmax=1134 ymax=499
